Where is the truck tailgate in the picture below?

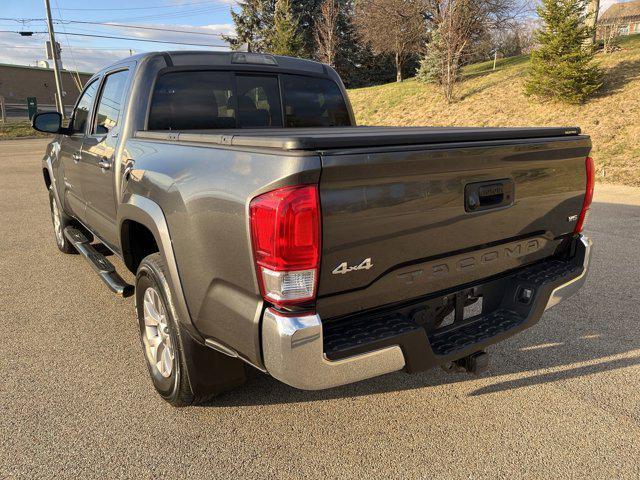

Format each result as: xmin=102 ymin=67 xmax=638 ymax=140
xmin=316 ymin=135 xmax=591 ymax=319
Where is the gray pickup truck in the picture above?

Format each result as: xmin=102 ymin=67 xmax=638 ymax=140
xmin=32 ymin=51 xmax=593 ymax=406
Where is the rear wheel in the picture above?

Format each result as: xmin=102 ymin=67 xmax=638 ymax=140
xmin=136 ymin=253 xmax=195 ymax=407
xmin=48 ymin=187 xmax=76 ymax=254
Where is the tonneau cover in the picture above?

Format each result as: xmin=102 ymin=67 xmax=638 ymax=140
xmin=135 ymin=126 xmax=582 ymax=151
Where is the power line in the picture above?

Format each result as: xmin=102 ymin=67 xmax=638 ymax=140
xmin=53 ymin=1 xmax=221 ymax=11
xmin=102 ymin=6 xmax=231 ymax=23
xmin=56 ymin=20 xmax=235 ymax=38
xmin=0 ymin=18 xmax=236 ymax=38
xmin=2 ymin=29 xmax=229 ymax=48
xmin=58 ymin=31 xmax=229 ymax=48
xmin=0 ymin=45 xmax=136 ymax=51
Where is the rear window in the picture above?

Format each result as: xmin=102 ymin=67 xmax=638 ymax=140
xmin=148 ymin=71 xmax=235 ymax=130
xmin=281 ymin=74 xmax=351 ymax=127
xmin=236 ymin=75 xmax=282 ymax=128
xmin=147 ymin=71 xmax=351 ymax=130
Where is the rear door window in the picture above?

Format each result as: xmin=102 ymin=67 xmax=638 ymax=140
xmin=281 ymin=74 xmax=351 ymax=127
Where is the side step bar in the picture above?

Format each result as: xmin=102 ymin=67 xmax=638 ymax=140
xmin=64 ymin=226 xmax=134 ymax=297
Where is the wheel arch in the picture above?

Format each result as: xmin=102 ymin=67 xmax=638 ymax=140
xmin=118 ymin=195 xmax=200 ymax=339
xmin=42 ymin=159 xmax=64 ymax=213
xmin=42 ymin=168 xmax=52 ymax=190
xmin=120 ymin=219 xmax=159 ymax=273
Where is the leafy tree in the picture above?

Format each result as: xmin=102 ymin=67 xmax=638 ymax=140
xmin=269 ymin=0 xmax=304 ymax=56
xmin=525 ymin=0 xmax=601 ymax=104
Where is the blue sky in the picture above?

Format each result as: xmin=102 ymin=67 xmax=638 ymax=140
xmin=0 ymin=0 xmax=629 ymax=73
xmin=0 ymin=0 xmax=236 ymax=73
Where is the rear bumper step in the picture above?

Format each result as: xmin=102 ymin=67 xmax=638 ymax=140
xmin=262 ymin=235 xmax=591 ymax=390
xmin=64 ymin=227 xmax=134 ymax=297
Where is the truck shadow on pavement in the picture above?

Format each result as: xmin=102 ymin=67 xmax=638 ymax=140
xmin=207 ymin=201 xmax=640 ymax=406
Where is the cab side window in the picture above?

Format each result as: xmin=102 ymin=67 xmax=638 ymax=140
xmin=93 ymin=70 xmax=129 ymax=135
xmin=71 ymin=80 xmax=99 ymax=134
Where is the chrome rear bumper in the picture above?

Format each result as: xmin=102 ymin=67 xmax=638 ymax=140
xmin=545 ymin=235 xmax=592 ymax=310
xmin=262 ymin=235 xmax=591 ymax=391
xmin=262 ymin=309 xmax=405 ymax=390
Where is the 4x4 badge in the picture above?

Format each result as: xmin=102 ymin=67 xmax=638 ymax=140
xmin=332 ymin=258 xmax=374 ymax=275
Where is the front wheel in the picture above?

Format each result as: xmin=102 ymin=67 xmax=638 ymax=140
xmin=48 ymin=187 xmax=76 ymax=254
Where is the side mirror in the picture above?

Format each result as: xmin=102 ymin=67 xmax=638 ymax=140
xmin=32 ymin=111 xmax=62 ymax=133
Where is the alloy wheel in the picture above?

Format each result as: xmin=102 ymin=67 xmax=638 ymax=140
xmin=142 ymin=287 xmax=175 ymax=378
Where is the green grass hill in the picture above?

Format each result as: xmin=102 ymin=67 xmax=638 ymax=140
xmin=348 ymin=35 xmax=640 ymax=186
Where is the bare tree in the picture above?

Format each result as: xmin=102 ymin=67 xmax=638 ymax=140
xmin=421 ymin=0 xmax=524 ymax=101
xmin=314 ymin=0 xmax=341 ymax=66
xmin=354 ymin=0 xmax=427 ymax=82
xmin=437 ymin=2 xmax=469 ymax=102
xmin=601 ymin=18 xmax=623 ymax=53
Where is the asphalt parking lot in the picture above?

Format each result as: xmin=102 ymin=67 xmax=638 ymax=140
xmin=1 ymin=138 xmax=639 ymax=479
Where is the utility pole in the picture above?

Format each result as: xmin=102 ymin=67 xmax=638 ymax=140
xmin=44 ymin=0 xmax=66 ymax=118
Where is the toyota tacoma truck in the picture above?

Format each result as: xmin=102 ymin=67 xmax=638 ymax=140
xmin=32 ymin=51 xmax=594 ymax=406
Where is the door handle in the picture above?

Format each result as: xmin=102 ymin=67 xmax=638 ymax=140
xmin=72 ymin=152 xmax=81 ymax=163
xmin=98 ymin=157 xmax=112 ymax=170
xmin=464 ymin=179 xmax=514 ymax=212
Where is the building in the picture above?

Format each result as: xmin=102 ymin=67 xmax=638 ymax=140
xmin=598 ymin=0 xmax=640 ymax=37
xmin=0 ymin=63 xmax=92 ymax=110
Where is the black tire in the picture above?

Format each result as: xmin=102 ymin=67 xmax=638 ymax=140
xmin=48 ymin=187 xmax=76 ymax=254
xmin=136 ymin=253 xmax=196 ymax=407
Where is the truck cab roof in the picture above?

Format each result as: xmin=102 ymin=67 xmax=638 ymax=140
xmin=99 ymin=50 xmax=331 ymax=78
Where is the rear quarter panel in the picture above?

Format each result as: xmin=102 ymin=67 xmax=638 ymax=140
xmin=122 ymin=138 xmax=321 ymax=365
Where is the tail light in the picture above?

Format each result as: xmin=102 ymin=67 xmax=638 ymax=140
xmin=249 ymin=185 xmax=320 ymax=307
xmin=574 ymin=156 xmax=594 ymax=234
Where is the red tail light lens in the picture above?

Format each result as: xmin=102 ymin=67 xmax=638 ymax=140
xmin=249 ymin=185 xmax=320 ymax=306
xmin=574 ymin=156 xmax=594 ymax=234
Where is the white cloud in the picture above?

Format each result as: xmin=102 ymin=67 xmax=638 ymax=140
xmin=107 ymin=22 xmax=234 ymax=44
xmin=0 ymin=32 xmax=131 ymax=73
xmin=0 ymin=22 xmax=235 ymax=73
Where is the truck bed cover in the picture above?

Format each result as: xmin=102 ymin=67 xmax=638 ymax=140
xmin=135 ymin=126 xmax=582 ymax=151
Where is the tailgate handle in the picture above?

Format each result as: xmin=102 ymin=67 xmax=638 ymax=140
xmin=465 ymin=179 xmax=514 ymax=212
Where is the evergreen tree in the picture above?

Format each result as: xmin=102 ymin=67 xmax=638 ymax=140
xmin=416 ymin=29 xmax=445 ymax=84
xmin=291 ymin=0 xmax=323 ymax=57
xmin=525 ymin=0 xmax=602 ymax=104
xmin=222 ymin=0 xmax=275 ymax=52
xmin=268 ymin=0 xmax=304 ymax=56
